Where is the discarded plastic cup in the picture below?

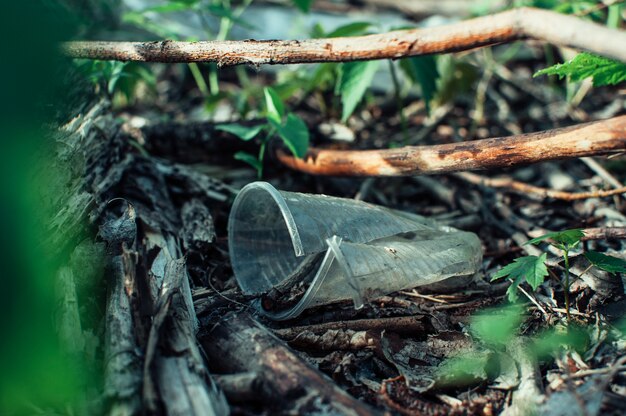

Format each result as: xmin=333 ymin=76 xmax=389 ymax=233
xmin=228 ymin=181 xmax=482 ymax=320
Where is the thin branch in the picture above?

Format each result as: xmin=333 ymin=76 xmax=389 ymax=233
xmin=581 ymin=227 xmax=626 ymax=241
xmin=454 ymin=171 xmax=626 ymax=200
xmin=62 ymin=7 xmax=626 ymax=65
xmin=276 ymin=116 xmax=626 ymax=176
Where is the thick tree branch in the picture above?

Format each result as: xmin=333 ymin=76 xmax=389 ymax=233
xmin=62 ymin=8 xmax=626 ymax=65
xmin=276 ymin=116 xmax=626 ymax=177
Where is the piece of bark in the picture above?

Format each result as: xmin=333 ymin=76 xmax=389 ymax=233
xmin=62 ymin=8 xmax=626 ymax=64
xmin=103 ymin=251 xmax=142 ymax=416
xmin=277 ymin=116 xmax=626 ymax=176
xmin=181 ymin=198 xmax=216 ymax=251
xmin=140 ymin=230 xmax=227 ymax=416
xmin=199 ymin=312 xmax=379 ymax=415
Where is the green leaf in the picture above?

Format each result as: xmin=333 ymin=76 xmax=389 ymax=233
xmin=206 ymin=4 xmax=256 ymax=30
xmin=291 ymin=0 xmax=313 ymax=13
xmin=585 ymin=251 xmax=626 ymax=275
xmin=399 ymin=55 xmax=440 ymax=114
xmin=534 ymin=53 xmax=626 ymax=87
xmin=264 ymin=87 xmax=285 ymax=124
xmin=471 ymin=304 xmax=524 ymax=346
xmin=234 ymin=151 xmax=262 ymax=172
xmin=338 ymin=60 xmax=380 ymax=122
xmin=492 ymin=254 xmax=548 ymax=300
xmin=527 ymin=229 xmax=584 ymax=248
xmin=273 ymin=113 xmax=310 ymax=158
xmin=215 ymin=124 xmax=264 ymax=141
xmin=327 ymin=22 xmax=371 ymax=38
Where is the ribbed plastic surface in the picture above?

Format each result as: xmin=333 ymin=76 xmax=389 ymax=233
xmin=228 ymin=182 xmax=482 ymax=320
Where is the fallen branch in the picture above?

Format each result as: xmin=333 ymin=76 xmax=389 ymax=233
xmin=455 ymin=171 xmax=626 ymax=200
xmin=62 ymin=7 xmax=626 ymax=65
xmin=277 ymin=116 xmax=626 ymax=176
xmin=273 ymin=315 xmax=426 ymax=340
xmin=199 ymin=312 xmax=377 ymax=415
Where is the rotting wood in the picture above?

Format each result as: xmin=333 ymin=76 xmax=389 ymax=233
xmin=276 ymin=116 xmax=626 ymax=177
xmin=454 ymin=171 xmax=626 ymax=201
xmin=199 ymin=312 xmax=379 ymax=415
xmin=62 ymin=8 xmax=626 ymax=64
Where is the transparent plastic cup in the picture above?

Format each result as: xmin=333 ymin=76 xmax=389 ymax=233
xmin=228 ymin=182 xmax=482 ymax=320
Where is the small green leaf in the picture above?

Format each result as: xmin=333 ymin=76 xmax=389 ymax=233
xmin=327 ymin=22 xmax=371 ymax=38
xmin=273 ymin=113 xmax=310 ymax=158
xmin=492 ymin=254 xmax=548 ymax=300
xmin=471 ymin=304 xmax=524 ymax=346
xmin=585 ymin=251 xmax=626 ymax=274
xmin=338 ymin=60 xmax=380 ymax=122
xmin=527 ymin=229 xmax=584 ymax=248
xmin=234 ymin=151 xmax=262 ymax=171
xmin=399 ymin=55 xmax=440 ymax=114
xmin=215 ymin=124 xmax=264 ymax=141
xmin=291 ymin=0 xmax=313 ymax=13
xmin=264 ymin=87 xmax=285 ymax=124
xmin=534 ymin=53 xmax=626 ymax=87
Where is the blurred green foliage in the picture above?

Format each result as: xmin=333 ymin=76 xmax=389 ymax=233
xmin=0 ymin=2 xmax=95 ymax=414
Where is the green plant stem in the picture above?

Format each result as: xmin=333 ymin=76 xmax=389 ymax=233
xmin=387 ymin=60 xmax=409 ymax=145
xmin=188 ymin=63 xmax=210 ymax=97
xmin=257 ymin=140 xmax=266 ymax=179
xmin=563 ymin=249 xmax=571 ymax=322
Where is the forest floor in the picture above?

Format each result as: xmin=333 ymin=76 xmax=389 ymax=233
xmin=48 ymin=34 xmax=626 ymax=415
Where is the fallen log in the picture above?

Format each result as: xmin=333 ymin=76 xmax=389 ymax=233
xmin=276 ymin=116 xmax=626 ymax=176
xmin=62 ymin=7 xmax=626 ymax=65
xmin=199 ymin=312 xmax=379 ymax=415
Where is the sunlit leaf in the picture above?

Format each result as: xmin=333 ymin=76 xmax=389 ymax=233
xmin=272 ymin=113 xmax=310 ymax=158
xmin=527 ymin=229 xmax=584 ymax=248
xmin=585 ymin=251 xmax=626 ymax=274
xmin=534 ymin=53 xmax=626 ymax=87
xmin=492 ymin=254 xmax=548 ymax=301
xmin=338 ymin=60 xmax=380 ymax=122
xmin=215 ymin=124 xmax=264 ymax=141
xmin=264 ymin=87 xmax=285 ymax=124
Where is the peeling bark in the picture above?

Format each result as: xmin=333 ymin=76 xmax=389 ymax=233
xmin=277 ymin=116 xmax=626 ymax=176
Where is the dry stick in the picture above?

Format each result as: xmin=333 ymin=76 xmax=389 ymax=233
xmin=454 ymin=171 xmax=626 ymax=201
xmin=62 ymin=8 xmax=626 ymax=64
xmin=273 ymin=315 xmax=426 ymax=340
xmin=278 ymin=116 xmax=626 ymax=177
xmin=581 ymin=227 xmax=626 ymax=240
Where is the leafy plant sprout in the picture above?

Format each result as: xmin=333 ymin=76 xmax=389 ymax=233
xmin=492 ymin=229 xmax=626 ymax=322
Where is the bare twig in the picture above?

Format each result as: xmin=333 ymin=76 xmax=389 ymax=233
xmin=455 ymin=171 xmax=626 ymax=200
xmin=278 ymin=116 xmax=626 ymax=176
xmin=581 ymin=227 xmax=626 ymax=240
xmin=272 ymin=315 xmax=426 ymax=340
xmin=63 ymin=8 xmax=626 ymax=64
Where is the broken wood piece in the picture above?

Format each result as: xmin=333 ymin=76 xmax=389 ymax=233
xmin=277 ymin=116 xmax=626 ymax=176
xmin=140 ymin=231 xmax=228 ymax=416
xmin=455 ymin=171 xmax=626 ymax=200
xmin=103 ymin=251 xmax=142 ymax=416
xmin=199 ymin=312 xmax=378 ymax=415
xmin=62 ymin=7 xmax=626 ymax=64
